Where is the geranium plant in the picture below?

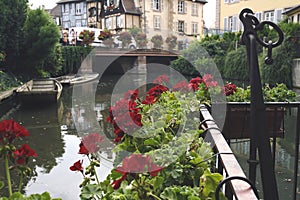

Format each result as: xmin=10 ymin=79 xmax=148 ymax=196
xmin=0 ymin=119 xmax=60 ymax=200
xmin=71 ymin=74 xmax=228 ymax=199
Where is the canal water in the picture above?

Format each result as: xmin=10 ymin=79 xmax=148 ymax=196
xmin=0 ymin=75 xmax=121 ymax=199
xmin=0 ymin=75 xmax=300 ymax=199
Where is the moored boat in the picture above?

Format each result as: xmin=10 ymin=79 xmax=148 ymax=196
xmin=16 ymin=79 xmax=63 ymax=104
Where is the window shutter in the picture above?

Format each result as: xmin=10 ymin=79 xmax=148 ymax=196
xmin=223 ymin=17 xmax=228 ymax=31
xmin=233 ymin=15 xmax=237 ymax=31
xmin=184 ymin=1 xmax=187 ymax=14
xmin=175 ymin=22 xmax=178 ymax=32
xmin=184 ymin=22 xmax=187 ymax=33
xmin=161 ymin=0 xmax=164 ymax=11
xmin=150 ymin=0 xmax=153 ymax=9
xmin=275 ymin=9 xmax=282 ymax=23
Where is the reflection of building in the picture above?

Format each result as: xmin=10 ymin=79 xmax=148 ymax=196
xmin=216 ymin=0 xmax=299 ymax=32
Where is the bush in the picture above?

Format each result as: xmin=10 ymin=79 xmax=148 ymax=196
xmin=223 ymin=47 xmax=248 ymax=84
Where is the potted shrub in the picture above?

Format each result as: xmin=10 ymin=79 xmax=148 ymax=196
xmin=151 ymin=35 xmax=163 ymax=49
xmin=78 ymin=30 xmax=95 ymax=46
xmin=136 ymin=33 xmax=148 ymax=49
xmin=165 ymin=35 xmax=177 ymax=51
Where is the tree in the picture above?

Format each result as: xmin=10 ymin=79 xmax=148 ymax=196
xmin=0 ymin=0 xmax=28 ymax=71
xmin=21 ymin=8 xmax=60 ymax=77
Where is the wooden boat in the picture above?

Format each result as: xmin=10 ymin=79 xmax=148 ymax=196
xmin=56 ymin=73 xmax=99 ymax=85
xmin=16 ymin=79 xmax=63 ymax=104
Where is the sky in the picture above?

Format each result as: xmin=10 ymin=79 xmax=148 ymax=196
xmin=28 ymin=0 xmax=216 ymax=28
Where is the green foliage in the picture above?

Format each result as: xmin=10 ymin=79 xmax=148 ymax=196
xmin=151 ymin=35 xmax=163 ymax=49
xmin=20 ymin=8 xmax=60 ymax=77
xmin=128 ymin=26 xmax=142 ymax=39
xmin=0 ymin=71 xmax=20 ymax=91
xmin=223 ymin=47 xmax=248 ymax=82
xmin=261 ymin=22 xmax=300 ymax=87
xmin=179 ymin=40 xmax=218 ymax=76
xmin=169 ymin=57 xmax=200 ymax=76
xmin=0 ymin=192 xmax=61 ymax=200
xmin=61 ymin=46 xmax=92 ymax=74
xmin=227 ymin=83 xmax=296 ymax=102
xmin=0 ymin=0 xmax=28 ymax=71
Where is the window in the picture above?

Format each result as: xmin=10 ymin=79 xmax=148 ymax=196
xmin=264 ymin=11 xmax=274 ymax=22
xmin=105 ymin=18 xmax=111 ymax=29
xmin=76 ymin=3 xmax=83 ymax=15
xmin=192 ymin=3 xmax=198 ymax=16
xmin=178 ymin=1 xmax=184 ymax=13
xmin=192 ymin=22 xmax=198 ymax=34
xmin=89 ymin=7 xmax=97 ymax=17
xmin=224 ymin=0 xmax=229 ymax=3
xmin=255 ymin=12 xmax=262 ymax=21
xmin=116 ymin=15 xmax=122 ymax=28
xmin=298 ymin=14 xmax=300 ymax=23
xmin=178 ymin=20 xmax=184 ymax=32
xmin=64 ymin=4 xmax=69 ymax=13
xmin=154 ymin=15 xmax=161 ymax=29
xmin=153 ymin=0 xmax=160 ymax=11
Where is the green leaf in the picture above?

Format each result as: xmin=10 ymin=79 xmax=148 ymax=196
xmin=153 ymin=176 xmax=164 ymax=191
xmin=0 ymin=181 xmax=4 ymax=190
xmin=144 ymin=138 xmax=160 ymax=146
xmin=80 ymin=184 xmax=102 ymax=200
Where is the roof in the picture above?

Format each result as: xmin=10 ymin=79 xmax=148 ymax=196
xmin=121 ymin=0 xmax=141 ymax=15
xmin=282 ymin=4 xmax=300 ymax=15
xmin=56 ymin=0 xmax=83 ymax=4
xmin=49 ymin=4 xmax=62 ymax=17
xmin=193 ymin=0 xmax=208 ymax=4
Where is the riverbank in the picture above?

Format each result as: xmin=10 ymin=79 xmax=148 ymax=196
xmin=0 ymin=87 xmax=17 ymax=102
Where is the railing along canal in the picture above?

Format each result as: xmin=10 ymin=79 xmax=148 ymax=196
xmin=200 ymin=102 xmax=300 ymax=199
xmin=199 ymin=104 xmax=258 ymax=199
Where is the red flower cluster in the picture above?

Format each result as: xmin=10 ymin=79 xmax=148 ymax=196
xmin=13 ymin=144 xmax=37 ymax=165
xmin=223 ymin=83 xmax=237 ymax=96
xmin=202 ymin=74 xmax=219 ymax=88
xmin=79 ymin=133 xmax=104 ymax=154
xmin=189 ymin=77 xmax=204 ymax=91
xmin=0 ymin=119 xmax=30 ymax=144
xmin=153 ymin=75 xmax=169 ymax=84
xmin=70 ymin=160 xmax=84 ymax=173
xmin=172 ymin=81 xmax=191 ymax=92
xmin=142 ymin=85 xmax=169 ymax=105
xmin=107 ymin=89 xmax=142 ymax=143
xmin=111 ymin=154 xmax=163 ymax=189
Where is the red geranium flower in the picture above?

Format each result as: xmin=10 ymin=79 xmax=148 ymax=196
xmin=79 ymin=133 xmax=104 ymax=154
xmin=223 ymin=83 xmax=237 ymax=96
xmin=70 ymin=160 xmax=84 ymax=173
xmin=13 ymin=144 xmax=37 ymax=165
xmin=172 ymin=81 xmax=191 ymax=92
xmin=111 ymin=154 xmax=163 ymax=190
xmin=153 ymin=75 xmax=169 ymax=84
xmin=189 ymin=77 xmax=203 ymax=91
xmin=0 ymin=119 xmax=29 ymax=144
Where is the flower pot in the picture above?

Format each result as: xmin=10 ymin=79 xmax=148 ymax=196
xmin=222 ymin=107 xmax=284 ymax=139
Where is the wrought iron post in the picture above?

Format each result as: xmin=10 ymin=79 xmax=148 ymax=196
xmin=239 ymin=8 xmax=283 ymax=200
